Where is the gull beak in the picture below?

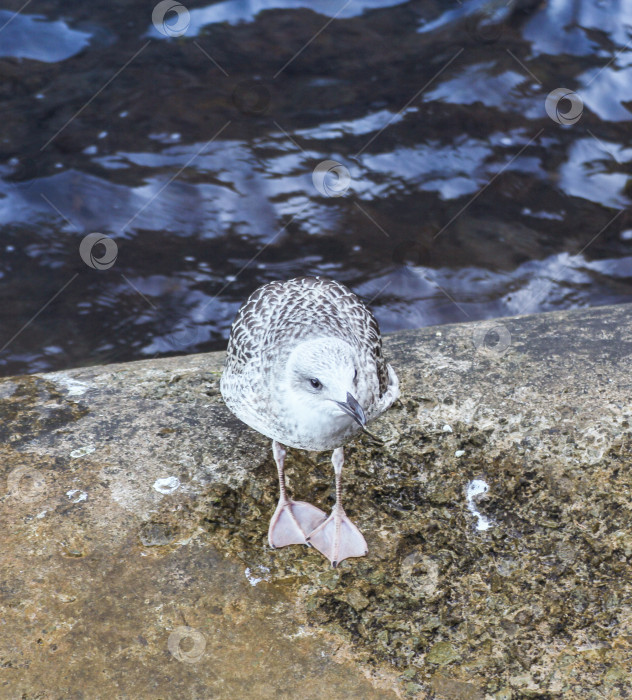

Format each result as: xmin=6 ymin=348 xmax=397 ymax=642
xmin=335 ymin=392 xmax=366 ymax=427
xmin=334 ymin=393 xmax=383 ymax=445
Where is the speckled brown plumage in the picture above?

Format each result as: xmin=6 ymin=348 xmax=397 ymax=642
xmin=220 ymin=276 xmax=399 ymax=451
xmin=225 ymin=276 xmax=390 ymax=394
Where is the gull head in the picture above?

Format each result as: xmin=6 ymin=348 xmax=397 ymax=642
xmin=280 ymin=337 xmax=373 ymax=445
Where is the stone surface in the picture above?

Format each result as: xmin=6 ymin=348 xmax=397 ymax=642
xmin=1 ymin=304 xmax=632 ymax=699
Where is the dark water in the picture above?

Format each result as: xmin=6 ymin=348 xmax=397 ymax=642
xmin=1 ymin=0 xmax=631 ymax=377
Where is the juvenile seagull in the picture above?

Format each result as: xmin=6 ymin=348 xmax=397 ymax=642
xmin=220 ymin=276 xmax=399 ymax=566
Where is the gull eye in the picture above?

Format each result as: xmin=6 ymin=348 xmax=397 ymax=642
xmin=354 ymin=369 xmax=358 ymax=381
xmin=309 ymin=378 xmax=322 ymax=390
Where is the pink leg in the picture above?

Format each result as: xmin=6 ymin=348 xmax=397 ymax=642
xmin=306 ymin=447 xmax=368 ymax=567
xmin=268 ymin=441 xmax=327 ymax=549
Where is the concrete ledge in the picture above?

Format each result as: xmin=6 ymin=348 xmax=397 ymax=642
xmin=2 ymin=303 xmax=631 ymax=698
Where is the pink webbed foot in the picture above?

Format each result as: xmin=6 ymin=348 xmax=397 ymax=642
xmin=268 ymin=499 xmax=327 ymax=549
xmin=306 ymin=505 xmax=368 ymax=567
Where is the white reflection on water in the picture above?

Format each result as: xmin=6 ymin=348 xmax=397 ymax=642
xmin=0 ymin=12 xmax=92 ymax=62
xmin=146 ymin=0 xmax=410 ymax=38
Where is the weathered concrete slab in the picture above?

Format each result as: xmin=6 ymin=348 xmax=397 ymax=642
xmin=1 ymin=303 xmax=631 ymax=699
